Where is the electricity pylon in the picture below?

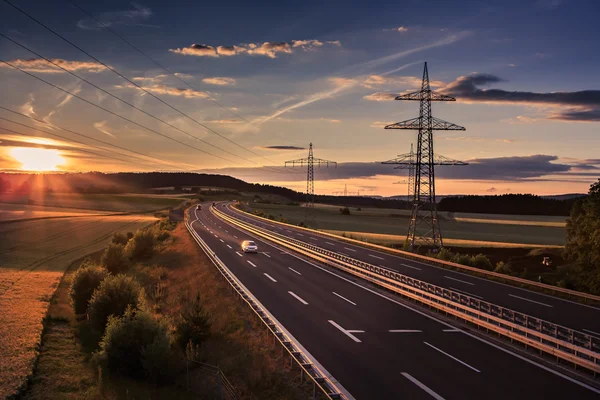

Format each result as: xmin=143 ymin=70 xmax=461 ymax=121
xmin=384 ymin=62 xmax=466 ymax=250
xmin=285 ymin=143 xmax=336 ymax=224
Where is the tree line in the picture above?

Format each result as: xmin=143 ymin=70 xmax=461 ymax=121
xmin=438 ymin=194 xmax=582 ymax=216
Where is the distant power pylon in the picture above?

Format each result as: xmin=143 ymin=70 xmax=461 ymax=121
xmin=285 ymin=143 xmax=337 ymax=224
xmin=383 ymin=143 xmax=468 ymax=211
xmin=384 ymin=62 xmax=466 ymax=250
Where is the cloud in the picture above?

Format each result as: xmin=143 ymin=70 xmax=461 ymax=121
xmin=361 ymin=74 xmax=445 ymax=89
xmin=170 ymin=39 xmax=339 ymax=58
xmin=486 ymin=187 xmax=497 ymax=192
xmin=77 ymin=3 xmax=153 ymax=30
xmin=508 ymin=63 xmax=516 ymax=67
xmin=116 ymin=83 xmax=209 ymax=98
xmin=174 ymin=72 xmax=193 ymax=79
xmin=370 ymin=121 xmax=395 ymax=128
xmin=1 ymin=58 xmax=108 ymax=73
xmin=205 ymin=154 xmax=581 ymax=183
xmin=441 ymin=72 xmax=600 ymax=121
xmin=397 ymin=26 xmax=408 ymax=32
xmin=202 ymin=77 xmax=236 ymax=86
xmin=20 ymin=94 xmax=36 ymax=118
xmin=262 ymin=145 xmax=306 ymax=151
xmin=363 ymin=92 xmax=398 ymax=101
xmin=93 ymin=121 xmax=116 ymax=138
xmin=132 ymin=74 xmax=167 ymax=83
xmin=204 ymin=119 xmax=243 ymax=124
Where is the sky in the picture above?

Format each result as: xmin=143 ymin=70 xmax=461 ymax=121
xmin=1 ymin=0 xmax=599 ymax=196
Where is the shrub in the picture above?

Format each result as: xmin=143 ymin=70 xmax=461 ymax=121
xmin=175 ymin=292 xmax=211 ymax=349
xmin=111 ymin=232 xmax=129 ymax=246
xmin=96 ymin=307 xmax=174 ymax=383
xmin=471 ymin=254 xmax=493 ymax=270
xmin=125 ymin=230 xmax=156 ymax=260
xmin=100 ymin=244 xmax=129 ymax=274
xmin=339 ymin=207 xmax=351 ymax=215
xmin=88 ymin=275 xmax=143 ymax=333
xmin=69 ymin=265 xmax=108 ymax=315
xmin=126 ymin=231 xmax=134 ymax=240
xmin=454 ymin=254 xmax=473 ymax=266
xmin=156 ymin=230 xmax=170 ymax=242
xmin=495 ymin=261 xmax=513 ymax=274
xmin=436 ymin=248 xmax=455 ymax=262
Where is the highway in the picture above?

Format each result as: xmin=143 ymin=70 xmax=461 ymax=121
xmin=221 ymin=204 xmax=600 ymax=337
xmin=189 ymin=203 xmax=600 ymax=399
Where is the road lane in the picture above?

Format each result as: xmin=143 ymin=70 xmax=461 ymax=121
xmin=192 ymin=204 xmax=600 ymax=399
xmin=223 ymin=204 xmax=600 ymax=334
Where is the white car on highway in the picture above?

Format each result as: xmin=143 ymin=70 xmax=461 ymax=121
xmin=241 ymin=240 xmax=258 ymax=253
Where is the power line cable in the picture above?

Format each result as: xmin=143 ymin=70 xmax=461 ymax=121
xmin=4 ymin=0 xmax=289 ymax=173
xmin=65 ymin=0 xmax=281 ymax=166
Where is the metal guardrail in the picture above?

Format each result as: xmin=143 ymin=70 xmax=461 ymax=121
xmin=185 ymin=214 xmax=349 ymax=399
xmin=229 ymin=203 xmax=600 ymax=305
xmin=213 ymin=206 xmax=600 ymax=376
xmin=184 ymin=359 xmax=238 ymax=400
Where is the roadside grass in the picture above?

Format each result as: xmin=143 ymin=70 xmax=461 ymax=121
xmin=0 ymin=192 xmax=185 ymax=213
xmin=251 ymin=203 xmax=566 ymax=246
xmin=0 ymin=213 xmax=156 ymax=398
xmin=21 ymin=219 xmax=312 ymax=399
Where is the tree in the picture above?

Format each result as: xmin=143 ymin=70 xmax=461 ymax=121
xmin=69 ymin=264 xmax=108 ymax=315
xmin=565 ymin=179 xmax=600 ymax=294
xmin=87 ymin=275 xmax=143 ymax=333
xmin=100 ymin=244 xmax=130 ymax=274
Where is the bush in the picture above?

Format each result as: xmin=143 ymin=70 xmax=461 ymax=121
xmin=96 ymin=307 xmax=174 ymax=383
xmin=454 ymin=254 xmax=473 ymax=266
xmin=175 ymin=292 xmax=211 ymax=349
xmin=100 ymin=244 xmax=129 ymax=274
xmin=69 ymin=265 xmax=108 ymax=315
xmin=339 ymin=207 xmax=351 ymax=215
xmin=111 ymin=232 xmax=129 ymax=246
xmin=495 ymin=261 xmax=513 ymax=274
xmin=88 ymin=275 xmax=143 ymax=333
xmin=126 ymin=231 xmax=134 ymax=240
xmin=471 ymin=254 xmax=493 ymax=270
xmin=125 ymin=230 xmax=156 ymax=260
xmin=436 ymin=248 xmax=455 ymax=262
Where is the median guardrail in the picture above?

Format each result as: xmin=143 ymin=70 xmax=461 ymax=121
xmin=185 ymin=211 xmax=350 ymax=400
xmin=212 ymin=206 xmax=600 ymax=376
xmin=228 ymin=203 xmax=600 ymax=306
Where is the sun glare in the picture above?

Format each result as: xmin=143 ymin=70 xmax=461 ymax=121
xmin=11 ymin=147 xmax=65 ymax=171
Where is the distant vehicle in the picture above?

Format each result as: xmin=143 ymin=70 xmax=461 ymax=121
xmin=222 ymin=204 xmax=226 ymax=208
xmin=196 ymin=205 xmax=201 ymax=210
xmin=212 ymin=202 xmax=216 ymax=206
xmin=241 ymin=240 xmax=258 ymax=253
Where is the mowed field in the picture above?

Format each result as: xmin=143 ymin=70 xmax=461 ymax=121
xmin=0 ymin=199 xmax=161 ymax=398
xmin=0 ymin=192 xmax=186 ymax=213
xmin=250 ymin=203 xmax=567 ymax=247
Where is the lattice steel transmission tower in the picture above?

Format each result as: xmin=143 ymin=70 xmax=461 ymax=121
xmin=285 ymin=143 xmax=337 ymax=224
xmin=384 ymin=62 xmax=466 ymax=249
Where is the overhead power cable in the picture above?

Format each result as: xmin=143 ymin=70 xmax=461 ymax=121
xmin=3 ymin=0 xmax=290 ymax=173
xmin=65 ymin=0 xmax=281 ymax=166
xmin=0 ymin=107 xmax=199 ymax=171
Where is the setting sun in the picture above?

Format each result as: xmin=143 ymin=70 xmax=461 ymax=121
xmin=10 ymin=147 xmax=65 ymax=171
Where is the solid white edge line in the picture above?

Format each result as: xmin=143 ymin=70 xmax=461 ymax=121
xmin=213 ymin=205 xmax=600 ymax=395
xmin=389 ymin=330 xmax=422 ymax=333
xmin=264 ymin=273 xmax=277 ymax=282
xmin=186 ymin=221 xmax=355 ymax=400
xmin=288 ymin=291 xmax=308 ymax=305
xmin=247 ymin=260 xmax=257 ymax=268
xmin=400 ymin=263 xmax=422 ymax=271
xmin=423 ymin=341 xmax=481 ymax=373
xmin=509 ymin=294 xmax=553 ymax=308
xmin=332 ymin=291 xmax=357 ymax=306
xmin=328 ymin=320 xmax=361 ymax=343
xmin=401 ymin=372 xmax=445 ymax=400
xmin=449 ymin=287 xmax=484 ymax=300
xmin=444 ymin=276 xmax=475 ymax=286
xmin=289 ymin=267 xmax=302 ymax=275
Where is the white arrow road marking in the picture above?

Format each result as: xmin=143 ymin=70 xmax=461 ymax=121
xmin=328 ymin=320 xmax=363 ymax=343
xmin=401 ymin=373 xmax=445 ymax=400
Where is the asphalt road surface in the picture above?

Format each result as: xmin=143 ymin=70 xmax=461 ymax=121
xmin=189 ymin=203 xmax=600 ymax=400
xmin=220 ymin=204 xmax=600 ymax=337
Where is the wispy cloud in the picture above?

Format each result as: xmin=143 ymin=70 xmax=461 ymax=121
xmin=77 ymin=3 xmax=154 ymax=30
xmin=170 ymin=39 xmax=339 ymax=59
xmin=132 ymin=74 xmax=168 ymax=83
xmin=1 ymin=58 xmax=108 ymax=73
xmin=202 ymin=77 xmax=236 ymax=86
xmin=93 ymin=121 xmax=116 ymax=138
xmin=363 ymin=92 xmax=397 ymax=101
xmin=396 ymin=26 xmax=408 ymax=32
xmin=370 ymin=121 xmax=395 ymax=127
xmin=116 ymin=83 xmax=209 ymax=98
xmin=262 ymin=145 xmax=306 ymax=151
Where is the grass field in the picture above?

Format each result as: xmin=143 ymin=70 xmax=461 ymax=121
xmin=251 ymin=203 xmax=567 ymax=247
xmin=0 ymin=203 xmax=112 ymax=222
xmin=0 ymin=211 xmax=156 ymax=398
xmin=0 ymin=192 xmax=186 ymax=213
